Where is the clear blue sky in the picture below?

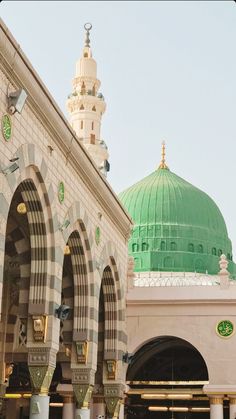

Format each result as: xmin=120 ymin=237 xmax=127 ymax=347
xmin=1 ymin=1 xmax=236 ymax=254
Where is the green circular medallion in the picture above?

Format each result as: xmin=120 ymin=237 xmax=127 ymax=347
xmin=216 ymin=320 xmax=234 ymax=338
xmin=95 ymin=226 xmax=101 ymax=245
xmin=58 ymin=182 xmax=65 ymax=203
xmin=2 ymin=114 xmax=12 ymax=141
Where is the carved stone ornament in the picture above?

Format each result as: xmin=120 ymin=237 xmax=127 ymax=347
xmin=32 ymin=315 xmax=48 ymax=342
xmin=105 ymin=396 xmax=121 ymax=418
xmin=29 ymin=365 xmax=55 ymax=394
xmin=76 ymin=341 xmax=89 ymax=364
xmin=106 ymin=360 xmax=117 ymax=380
xmin=73 ymin=384 xmax=93 ymax=408
xmin=4 ymin=363 xmax=14 ymax=383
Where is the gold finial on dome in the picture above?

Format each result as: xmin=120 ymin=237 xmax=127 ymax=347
xmin=158 ymin=141 xmax=169 ymax=169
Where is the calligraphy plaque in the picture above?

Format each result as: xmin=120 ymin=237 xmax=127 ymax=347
xmin=216 ymin=320 xmax=234 ymax=338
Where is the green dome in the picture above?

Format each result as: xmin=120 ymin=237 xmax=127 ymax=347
xmin=119 ymin=167 xmax=235 ymax=275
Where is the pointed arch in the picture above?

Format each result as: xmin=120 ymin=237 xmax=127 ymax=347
xmin=0 ymin=143 xmax=58 ymax=315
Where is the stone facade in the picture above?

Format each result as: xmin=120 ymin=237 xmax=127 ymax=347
xmin=0 ymin=18 xmax=132 ymax=419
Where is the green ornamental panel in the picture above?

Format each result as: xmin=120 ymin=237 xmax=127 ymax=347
xmin=1 ymin=114 xmax=12 ymax=141
xmin=216 ymin=320 xmax=234 ymax=338
xmin=58 ymin=181 xmax=65 ymax=203
xmin=95 ymin=226 xmax=101 ymax=245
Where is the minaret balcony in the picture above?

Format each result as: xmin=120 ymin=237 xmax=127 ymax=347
xmin=72 ymin=76 xmax=101 ymax=92
xmin=66 ymin=94 xmax=106 ymax=113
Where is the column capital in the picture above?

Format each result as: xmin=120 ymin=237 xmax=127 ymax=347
xmin=72 ymin=367 xmax=95 ymax=386
xmin=73 ymin=383 xmax=93 ymax=408
xmin=209 ymin=396 xmax=224 ymax=405
xmin=29 ymin=365 xmax=55 ymax=394
xmin=228 ymin=397 xmax=236 ymax=404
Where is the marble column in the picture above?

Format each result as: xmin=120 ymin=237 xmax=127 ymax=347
xmin=73 ymin=384 xmax=93 ymax=419
xmin=29 ymin=394 xmax=50 ymax=419
xmin=62 ymin=395 xmax=75 ymax=419
xmin=119 ymin=403 xmax=124 ymax=419
xmin=92 ymin=396 xmax=106 ymax=418
xmin=229 ymin=397 xmax=236 ymax=419
xmin=209 ymin=396 xmax=224 ymax=419
xmin=75 ymin=406 xmax=90 ymax=419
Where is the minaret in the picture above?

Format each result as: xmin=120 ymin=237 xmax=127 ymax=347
xmin=66 ymin=23 xmax=109 ymax=175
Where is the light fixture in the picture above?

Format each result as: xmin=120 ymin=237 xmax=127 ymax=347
xmin=169 ymin=407 xmax=189 ymax=412
xmin=148 ymin=406 xmax=168 ymax=411
xmin=1 ymin=157 xmax=19 ymax=175
xmin=5 ymin=394 xmax=22 ymax=399
xmin=23 ymin=394 xmax=32 ymax=398
xmin=167 ymin=394 xmax=193 ymax=400
xmin=122 ymin=351 xmax=134 ymax=364
xmin=58 ymin=219 xmax=70 ymax=232
xmin=191 ymin=407 xmax=210 ymax=412
xmin=64 ymin=245 xmax=70 ymax=255
xmin=17 ymin=202 xmax=27 ymax=214
xmin=49 ymin=403 xmax=63 ymax=407
xmin=55 ymin=304 xmax=70 ymax=321
xmin=141 ymin=394 xmax=166 ymax=399
xmin=8 ymin=88 xmax=27 ymax=115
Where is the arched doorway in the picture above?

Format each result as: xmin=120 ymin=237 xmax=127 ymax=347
xmin=1 ymin=178 xmax=50 ymax=417
xmin=126 ymin=336 xmax=211 ymax=419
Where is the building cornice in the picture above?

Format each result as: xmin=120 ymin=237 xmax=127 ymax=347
xmin=0 ymin=18 xmax=132 ymax=239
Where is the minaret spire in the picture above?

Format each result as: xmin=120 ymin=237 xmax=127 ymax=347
xmin=158 ymin=141 xmax=169 ymax=170
xmin=66 ymin=24 xmax=110 ymax=176
xmin=84 ymin=22 xmax=92 ymax=48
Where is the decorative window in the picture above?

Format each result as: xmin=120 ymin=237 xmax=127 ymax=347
xmin=212 ymin=247 xmax=216 ymax=255
xmin=83 ymin=52 xmax=88 ymax=58
xmin=80 ymin=104 xmax=84 ymax=110
xmin=80 ymin=121 xmax=83 ymax=129
xmin=227 ymin=253 xmax=231 ymax=260
xmin=142 ymin=242 xmax=148 ymax=251
xmin=90 ymin=134 xmax=95 ymax=144
xmin=92 ymin=122 xmax=94 ymax=130
xmin=198 ymin=244 xmax=203 ymax=253
xmin=92 ymin=106 xmax=96 ymax=111
xmin=170 ymin=242 xmax=177 ymax=251
xmin=132 ymin=243 xmax=139 ymax=252
xmin=218 ymin=249 xmax=222 ymax=256
xmin=160 ymin=241 xmax=166 ymax=251
xmin=92 ymin=85 xmax=96 ymax=96
xmin=81 ymin=82 xmax=86 ymax=94
xmin=188 ymin=243 xmax=194 ymax=252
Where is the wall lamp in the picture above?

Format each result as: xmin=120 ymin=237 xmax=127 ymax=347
xmin=122 ymin=351 xmax=134 ymax=364
xmin=58 ymin=219 xmax=70 ymax=232
xmin=55 ymin=305 xmax=70 ymax=321
xmin=0 ymin=157 xmax=19 ymax=175
xmin=8 ymin=88 xmax=27 ymax=115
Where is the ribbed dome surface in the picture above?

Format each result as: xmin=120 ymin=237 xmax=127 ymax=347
xmin=119 ymin=168 xmax=235 ymax=275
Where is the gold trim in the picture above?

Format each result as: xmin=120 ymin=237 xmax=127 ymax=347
xmin=229 ymin=398 xmax=236 ymax=405
xmin=158 ymin=141 xmax=169 ymax=170
xmin=17 ymin=202 xmax=27 ymax=214
xmin=32 ymin=315 xmax=48 ymax=342
xmin=75 ymin=341 xmax=89 ymax=364
xmin=64 ymin=245 xmax=70 ymax=255
xmin=126 ymin=380 xmax=209 ymax=385
xmin=209 ymin=397 xmax=223 ymax=405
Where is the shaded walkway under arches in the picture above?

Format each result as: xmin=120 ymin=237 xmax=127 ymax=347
xmin=125 ymin=336 xmax=216 ymax=419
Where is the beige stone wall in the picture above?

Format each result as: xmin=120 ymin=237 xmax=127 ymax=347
xmin=127 ymin=284 xmax=236 ymax=385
